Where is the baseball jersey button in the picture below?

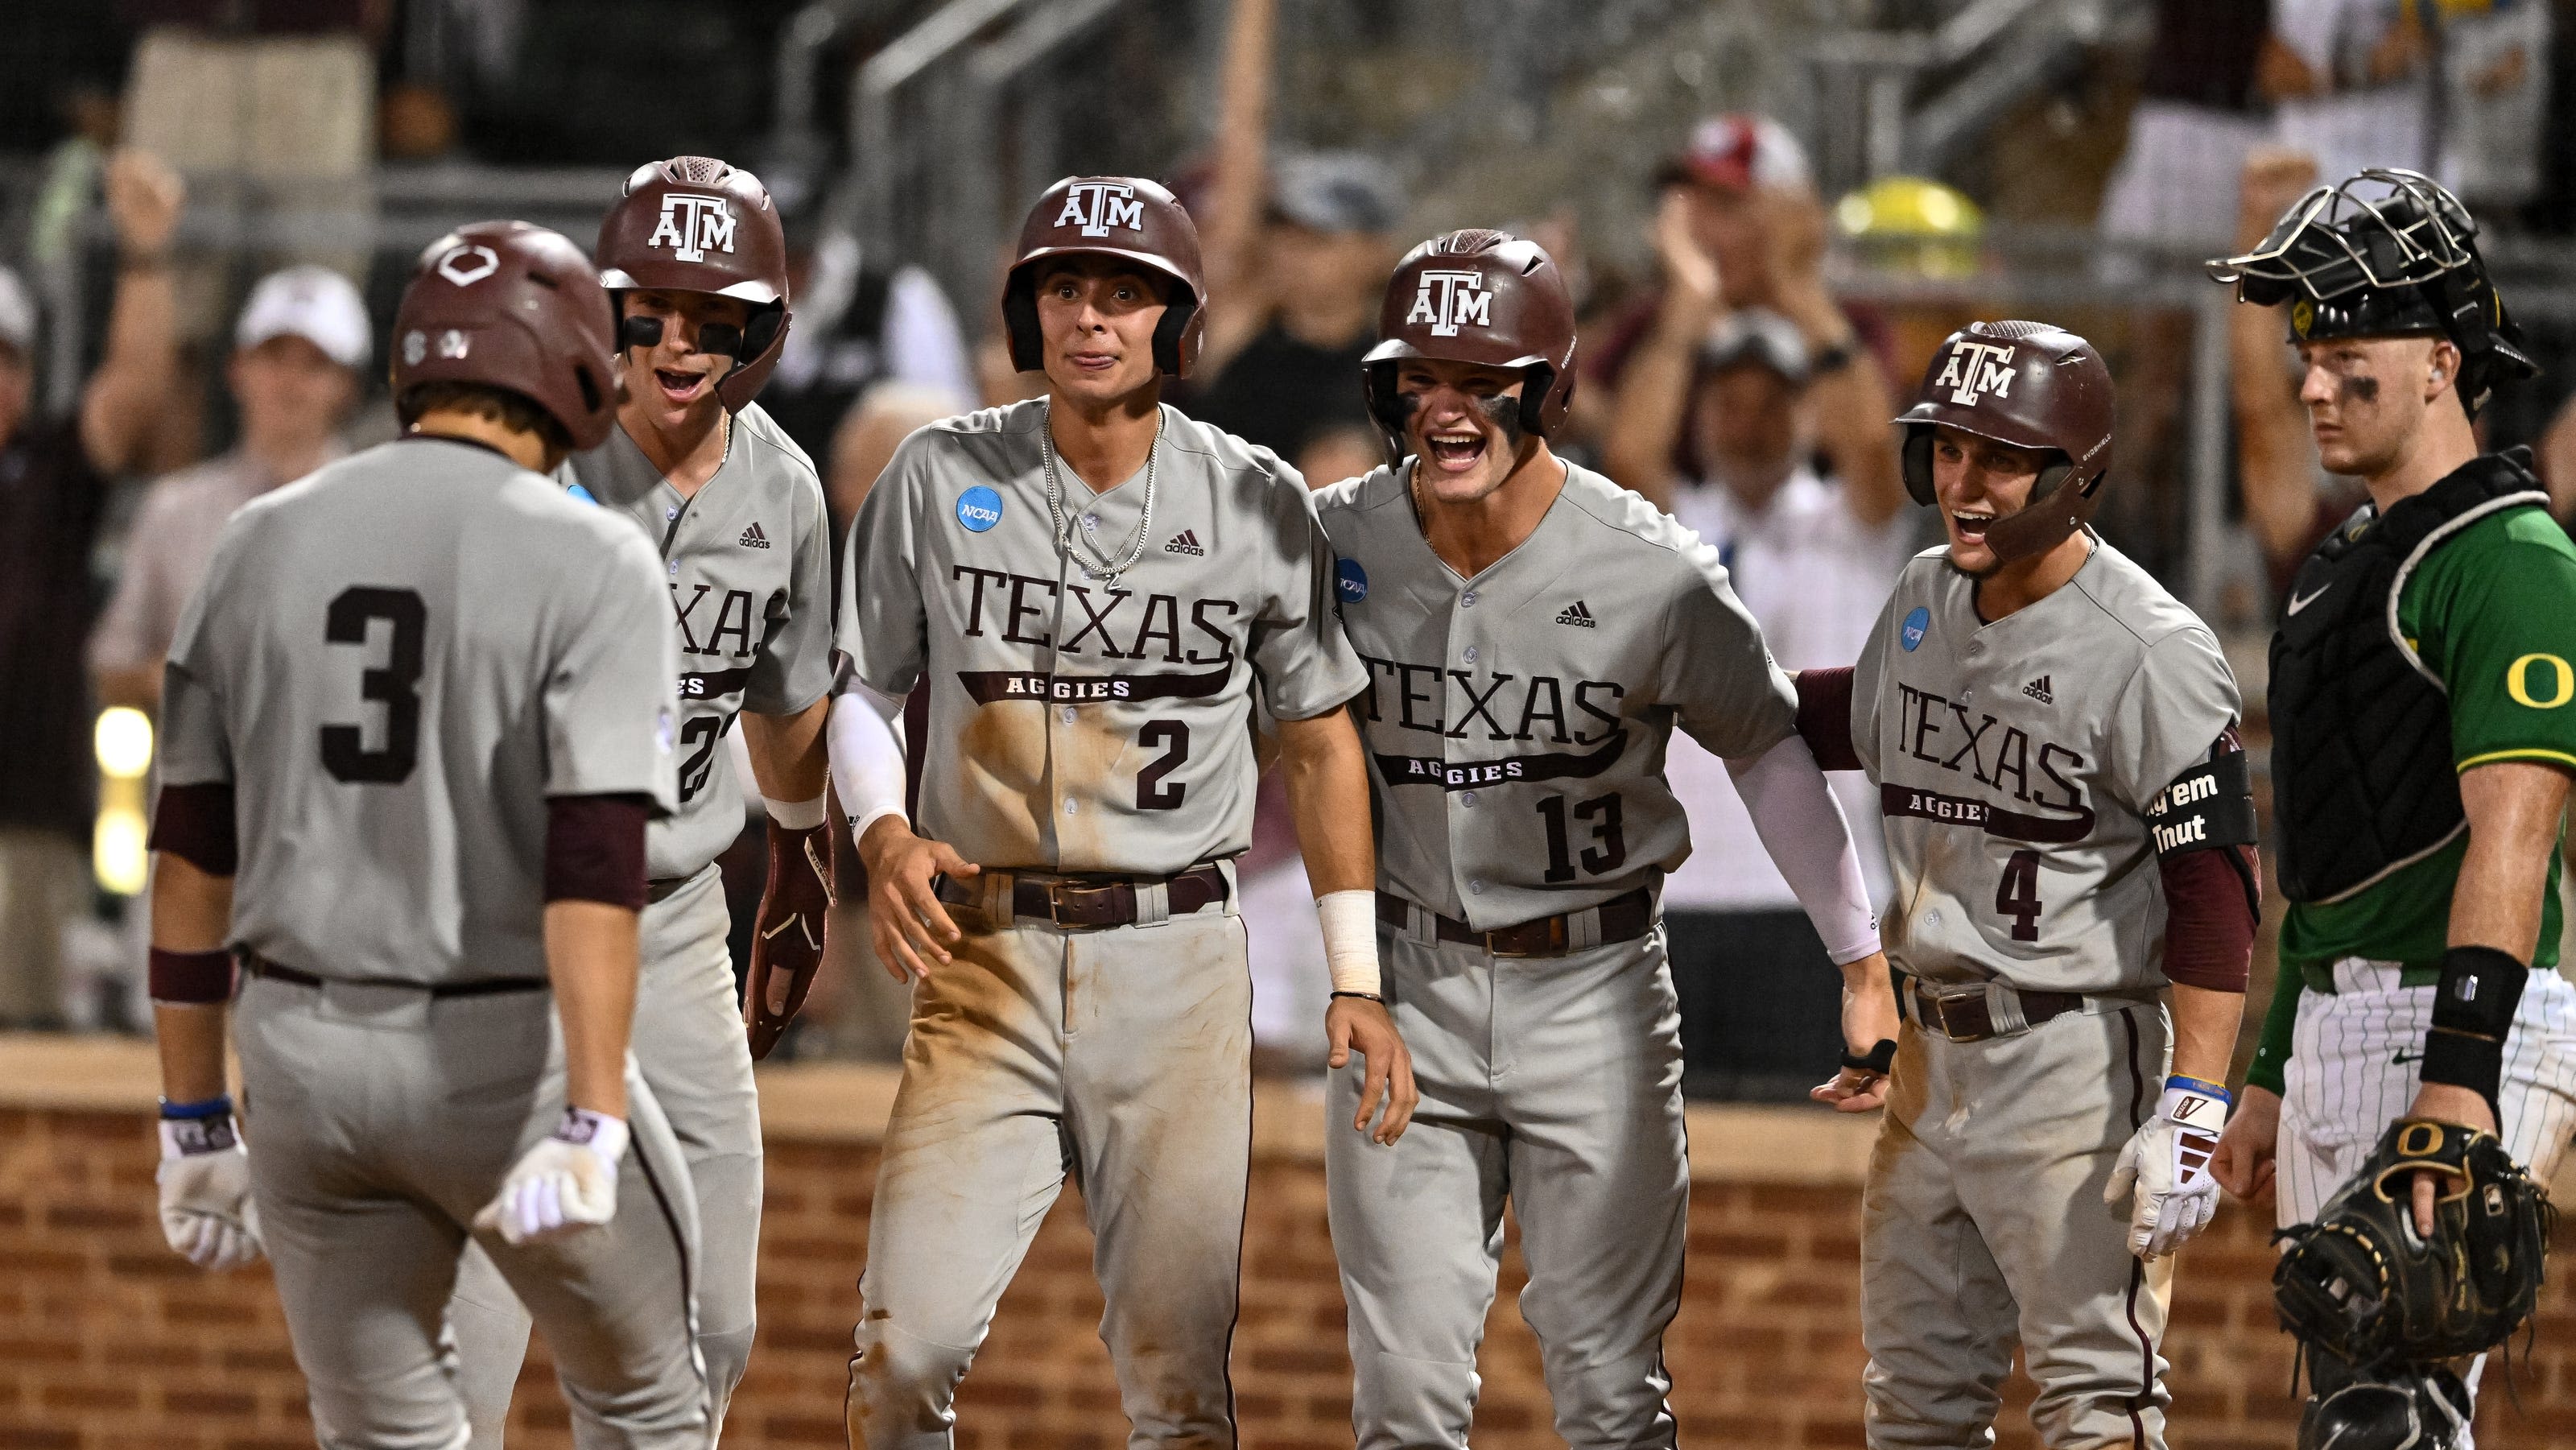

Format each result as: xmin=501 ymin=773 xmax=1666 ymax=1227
xmin=1460 ymin=791 xmax=1477 ymax=808
xmin=1059 ymin=706 xmax=1076 ymax=724
xmin=1065 ymin=799 xmax=1080 ymax=816
xmin=665 ymin=506 xmax=679 ymax=522
xmin=1468 ymin=879 xmax=1484 ymax=894
xmin=667 ymin=561 xmax=679 ymax=578
xmin=1461 ymin=590 xmax=1478 ymax=607
xmin=1463 ymin=646 xmax=1479 ymax=663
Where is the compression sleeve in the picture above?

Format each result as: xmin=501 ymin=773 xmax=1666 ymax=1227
xmin=148 ymin=782 xmax=238 ymax=878
xmin=2147 ymin=731 xmax=2261 ymax=994
xmin=2244 ymin=954 xmax=2302 ymax=1096
xmin=544 ymin=795 xmax=650 ymax=908
xmin=829 ymin=680 xmax=910 ymax=844
xmin=1724 ymin=733 xmax=1882 ymax=964
xmin=1793 ymin=667 xmax=1862 ymax=771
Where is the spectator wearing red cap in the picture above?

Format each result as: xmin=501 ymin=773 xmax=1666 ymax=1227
xmin=1600 ymin=114 xmax=1903 ymax=520
xmin=0 ymin=150 xmax=184 ymax=1030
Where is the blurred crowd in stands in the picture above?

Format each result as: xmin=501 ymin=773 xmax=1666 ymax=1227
xmin=4 ymin=0 xmax=2575 ymax=1090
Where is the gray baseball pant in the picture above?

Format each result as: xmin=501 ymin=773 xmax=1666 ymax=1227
xmin=233 ymin=972 xmax=708 ymax=1449
xmin=452 ymin=864 xmax=762 ymax=1444
xmin=845 ymin=873 xmax=1251 ymax=1450
xmin=1325 ymin=912 xmax=1686 ymax=1449
xmin=1861 ymin=994 xmax=2173 ymax=1450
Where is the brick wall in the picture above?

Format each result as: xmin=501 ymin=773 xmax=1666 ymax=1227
xmin=12 ymin=1063 xmax=2576 ymax=1448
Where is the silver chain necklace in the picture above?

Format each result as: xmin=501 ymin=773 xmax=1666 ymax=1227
xmin=1040 ymin=399 xmax=1160 ymax=586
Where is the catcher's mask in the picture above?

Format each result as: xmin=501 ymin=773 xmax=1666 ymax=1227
xmin=2207 ymin=168 xmax=2536 ymax=420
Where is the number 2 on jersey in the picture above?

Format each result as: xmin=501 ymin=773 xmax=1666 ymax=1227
xmin=320 ymin=586 xmax=427 ymax=783
xmin=1137 ymin=720 xmax=1188 ymax=810
xmin=1994 ymin=848 xmax=2043 ymax=942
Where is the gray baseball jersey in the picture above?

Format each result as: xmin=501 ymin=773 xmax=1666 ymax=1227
xmin=1852 ymin=540 xmax=2240 ymax=995
xmin=1312 ymin=461 xmax=1797 ymax=928
xmin=838 ymin=399 xmax=1367 ymax=874
xmin=159 ymin=436 xmax=681 ymax=985
xmin=559 ymin=401 xmax=834 ymax=880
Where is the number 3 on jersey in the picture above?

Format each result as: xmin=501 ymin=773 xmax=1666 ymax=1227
xmin=320 ymin=586 xmax=426 ymax=783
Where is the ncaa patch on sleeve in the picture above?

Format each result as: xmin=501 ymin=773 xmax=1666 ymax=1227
xmin=1336 ymin=557 xmax=1368 ymax=604
xmin=565 ymin=482 xmax=597 ymax=505
xmin=1901 ymin=606 xmax=1930 ymax=651
xmin=956 ymin=485 xmax=1004 ymax=533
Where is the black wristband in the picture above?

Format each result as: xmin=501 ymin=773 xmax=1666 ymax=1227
xmin=1330 ymin=990 xmax=1385 ymax=1004
xmin=1840 ymin=1039 xmax=1897 ymax=1074
xmin=2431 ymin=944 xmax=2526 ymax=1040
xmin=2421 ymin=1027 xmax=2508 ymax=1104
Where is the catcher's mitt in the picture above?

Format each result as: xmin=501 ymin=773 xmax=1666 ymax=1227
xmin=2274 ymin=1119 xmax=2553 ymax=1366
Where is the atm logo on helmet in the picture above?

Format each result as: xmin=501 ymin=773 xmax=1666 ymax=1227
xmin=648 ymin=193 xmax=737 ymax=263
xmin=1407 ymin=270 xmax=1492 ymax=337
xmin=1934 ymin=341 xmax=2017 ymax=407
xmin=1056 ymin=182 xmax=1145 ymax=238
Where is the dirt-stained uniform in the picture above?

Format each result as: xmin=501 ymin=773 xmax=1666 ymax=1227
xmin=836 ymin=396 xmax=1366 ymax=1448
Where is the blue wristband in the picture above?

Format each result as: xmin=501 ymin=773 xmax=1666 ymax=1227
xmin=2164 ymin=1074 xmax=2231 ymax=1106
xmin=159 ymin=1093 xmax=234 ymax=1121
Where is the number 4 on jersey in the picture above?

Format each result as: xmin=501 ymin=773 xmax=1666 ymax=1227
xmin=1995 ymin=848 xmax=2043 ymax=942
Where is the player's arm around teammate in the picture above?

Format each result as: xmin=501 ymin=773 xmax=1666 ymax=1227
xmin=1314 ymin=229 xmax=1893 ymax=1449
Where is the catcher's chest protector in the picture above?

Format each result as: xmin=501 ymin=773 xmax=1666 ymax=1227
xmin=2270 ymin=453 xmax=2547 ymax=903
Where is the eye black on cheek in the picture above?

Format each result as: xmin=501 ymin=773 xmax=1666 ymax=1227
xmin=2339 ymin=374 xmax=2380 ymax=404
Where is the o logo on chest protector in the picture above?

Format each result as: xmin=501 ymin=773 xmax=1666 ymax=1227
xmin=2507 ymin=652 xmax=2574 ymax=709
xmin=956 ymin=485 xmax=1004 ymax=533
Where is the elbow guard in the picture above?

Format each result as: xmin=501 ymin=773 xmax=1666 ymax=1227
xmin=2423 ymin=944 xmax=2528 ymax=1104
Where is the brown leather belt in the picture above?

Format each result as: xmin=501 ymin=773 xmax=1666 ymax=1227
xmin=646 ymin=876 xmax=695 ymax=904
xmin=933 ymin=863 xmax=1230 ymax=929
xmin=1909 ymin=979 xmax=2086 ymax=1043
xmin=1376 ymin=886 xmax=1655 ymax=959
xmin=239 ymin=951 xmax=547 ymax=999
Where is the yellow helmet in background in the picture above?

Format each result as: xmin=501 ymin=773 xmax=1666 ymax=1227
xmin=1835 ymin=176 xmax=1984 ymax=279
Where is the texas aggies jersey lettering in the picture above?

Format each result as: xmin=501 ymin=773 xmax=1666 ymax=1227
xmin=1315 ymin=462 xmax=1797 ymax=929
xmin=559 ymin=401 xmax=833 ymax=879
xmin=1852 ymin=542 xmax=2240 ymax=994
xmin=838 ymin=400 xmax=1366 ymax=875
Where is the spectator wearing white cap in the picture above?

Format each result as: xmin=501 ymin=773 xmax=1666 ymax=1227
xmin=1628 ymin=307 xmax=1916 ymax=1097
xmin=0 ymin=150 xmax=185 ymax=1030
xmin=89 ymin=262 xmax=370 ymax=715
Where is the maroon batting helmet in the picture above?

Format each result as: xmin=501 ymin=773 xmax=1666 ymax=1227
xmin=1895 ymin=320 xmax=2115 ymax=564
xmin=596 ymin=155 xmax=791 ymax=412
xmin=391 ymin=221 xmax=618 ymax=451
xmin=1363 ymin=229 xmax=1578 ymax=452
xmin=1002 ymin=176 xmax=1207 ymax=377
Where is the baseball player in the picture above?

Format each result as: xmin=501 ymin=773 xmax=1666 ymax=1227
xmin=144 ymin=221 xmax=705 ymax=1445
xmin=1313 ymin=228 xmax=1898 ymax=1448
xmin=1799 ymin=320 xmax=2260 ymax=1449
xmin=446 ymin=155 xmax=835 ymax=1443
xmin=2207 ymin=170 xmax=2576 ymax=1441
xmin=827 ymin=175 xmax=1410 ymax=1448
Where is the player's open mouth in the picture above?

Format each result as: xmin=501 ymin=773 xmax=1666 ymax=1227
xmin=1067 ymin=350 xmax=1118 ymax=373
xmin=1950 ymin=510 xmax=1993 ymax=542
xmin=655 ymin=368 xmax=708 ymax=403
xmin=1426 ymin=429 xmax=1486 ymax=471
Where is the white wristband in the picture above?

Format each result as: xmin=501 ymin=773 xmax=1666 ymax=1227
xmin=1316 ymin=889 xmax=1381 ymax=997
xmin=763 ymin=790 xmax=829 ymax=831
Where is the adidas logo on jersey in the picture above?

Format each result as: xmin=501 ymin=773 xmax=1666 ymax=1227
xmin=2022 ymin=675 xmax=2052 ymax=704
xmin=1164 ymin=530 xmax=1205 ymax=556
xmin=739 ymin=523 xmax=771 ymax=549
xmin=1556 ymin=601 xmax=1596 ymax=628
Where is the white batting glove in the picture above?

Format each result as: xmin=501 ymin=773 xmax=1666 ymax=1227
xmin=2104 ymin=1076 xmax=2229 ymax=1260
xmin=473 ymin=1108 xmax=629 ymax=1246
xmin=157 ymin=1101 xmax=264 ymax=1271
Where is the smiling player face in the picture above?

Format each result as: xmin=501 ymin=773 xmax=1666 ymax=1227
xmin=1393 ymin=357 xmax=1534 ymax=506
xmin=620 ymin=287 xmax=749 ymax=430
xmin=1930 ymin=423 xmax=2055 ymax=579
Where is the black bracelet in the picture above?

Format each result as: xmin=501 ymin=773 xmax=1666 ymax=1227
xmin=1330 ymin=989 xmax=1385 ymax=1004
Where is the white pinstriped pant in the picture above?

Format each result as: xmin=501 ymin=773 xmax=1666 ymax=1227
xmin=2277 ymin=959 xmax=2576 ymax=1226
xmin=2277 ymin=959 xmax=2576 ymax=1446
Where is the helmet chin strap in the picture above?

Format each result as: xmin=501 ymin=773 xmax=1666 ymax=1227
xmin=1979 ymin=461 xmax=2104 ymax=564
